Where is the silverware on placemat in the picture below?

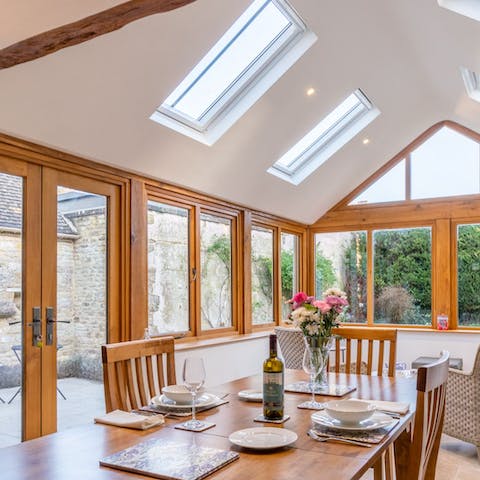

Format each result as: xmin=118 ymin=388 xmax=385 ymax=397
xmin=307 ymin=429 xmax=372 ymax=448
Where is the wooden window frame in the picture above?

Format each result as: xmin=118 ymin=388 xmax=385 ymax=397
xmin=251 ymin=215 xmax=306 ymax=330
xmin=311 ymin=120 xmax=480 ymax=331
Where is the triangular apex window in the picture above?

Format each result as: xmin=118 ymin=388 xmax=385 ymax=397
xmin=268 ymin=89 xmax=380 ymax=185
xmin=349 ymin=126 xmax=480 ymax=206
xmin=150 ymin=0 xmax=316 ymax=145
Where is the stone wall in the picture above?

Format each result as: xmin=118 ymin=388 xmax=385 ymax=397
xmin=0 ymin=208 xmax=106 ymax=388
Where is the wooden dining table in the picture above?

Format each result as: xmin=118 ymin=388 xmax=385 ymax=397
xmin=0 ymin=370 xmax=417 ymax=480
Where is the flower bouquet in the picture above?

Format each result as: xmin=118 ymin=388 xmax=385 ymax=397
xmin=287 ymin=289 xmax=348 ymax=387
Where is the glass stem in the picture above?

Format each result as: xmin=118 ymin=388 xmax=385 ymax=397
xmin=310 ymin=372 xmax=316 ymax=404
xmin=191 ymin=391 xmax=197 ymax=421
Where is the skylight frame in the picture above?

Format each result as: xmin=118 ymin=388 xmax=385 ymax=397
xmin=268 ymin=89 xmax=380 ymax=185
xmin=150 ymin=0 xmax=316 ymax=145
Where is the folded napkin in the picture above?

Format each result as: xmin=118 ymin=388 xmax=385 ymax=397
xmin=351 ymin=398 xmax=410 ymax=415
xmin=94 ymin=410 xmax=165 ymax=430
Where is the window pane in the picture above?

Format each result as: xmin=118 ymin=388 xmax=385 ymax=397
xmin=411 ymin=127 xmax=480 ymax=200
xmin=169 ymin=1 xmax=290 ymax=120
xmin=314 ymin=231 xmax=367 ymax=323
xmin=349 ymin=160 xmax=406 ymax=205
xmin=281 ymin=233 xmax=299 ymax=320
xmin=373 ymin=227 xmax=431 ymax=325
xmin=252 ymin=226 xmax=274 ymax=324
xmin=200 ymin=213 xmax=232 ymax=329
xmin=457 ymin=224 xmax=480 ymax=327
xmin=148 ymin=201 xmax=190 ymax=334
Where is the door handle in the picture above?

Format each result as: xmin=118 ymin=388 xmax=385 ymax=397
xmin=46 ymin=307 xmax=71 ymax=346
xmin=28 ymin=307 xmax=42 ymax=347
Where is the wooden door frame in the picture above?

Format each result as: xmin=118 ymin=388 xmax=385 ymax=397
xmin=40 ymin=167 xmax=123 ymax=435
xmin=0 ymin=156 xmax=42 ymax=441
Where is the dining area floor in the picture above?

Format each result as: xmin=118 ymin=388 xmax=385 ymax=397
xmin=0 ymin=376 xmax=478 ymax=478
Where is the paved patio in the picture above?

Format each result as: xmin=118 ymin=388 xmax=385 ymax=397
xmin=0 ymin=377 xmax=105 ymax=448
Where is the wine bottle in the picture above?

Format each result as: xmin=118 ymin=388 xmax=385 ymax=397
xmin=263 ymin=334 xmax=284 ymax=420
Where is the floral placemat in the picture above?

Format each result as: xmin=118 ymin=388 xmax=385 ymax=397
xmin=285 ymin=381 xmax=356 ymax=397
xmin=100 ymin=438 xmax=239 ymax=480
xmin=311 ymin=419 xmax=399 ymax=444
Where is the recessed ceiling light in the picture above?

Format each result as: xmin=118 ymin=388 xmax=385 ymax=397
xmin=306 ymin=87 xmax=316 ymax=96
xmin=362 ymin=138 xmax=370 ymax=145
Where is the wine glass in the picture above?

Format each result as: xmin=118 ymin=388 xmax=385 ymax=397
xmin=302 ymin=346 xmax=324 ymax=409
xmin=181 ymin=357 xmax=206 ymax=430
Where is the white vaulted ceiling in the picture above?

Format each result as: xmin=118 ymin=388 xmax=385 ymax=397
xmin=1 ymin=0 xmax=480 ymax=223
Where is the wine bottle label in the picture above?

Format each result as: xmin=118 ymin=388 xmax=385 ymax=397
xmin=263 ymin=372 xmax=284 ymax=409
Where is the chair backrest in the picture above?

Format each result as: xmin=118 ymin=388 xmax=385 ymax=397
xmin=331 ymin=327 xmax=397 ymax=376
xmin=102 ymin=337 xmax=176 ymax=412
xmin=274 ymin=326 xmax=305 ymax=369
xmin=399 ymin=351 xmax=450 ymax=480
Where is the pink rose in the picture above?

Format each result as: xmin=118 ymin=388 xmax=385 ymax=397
xmin=313 ymin=300 xmax=332 ymax=314
xmin=292 ymin=292 xmax=308 ymax=303
xmin=325 ymin=296 xmax=348 ymax=307
xmin=288 ymin=291 xmax=309 ymax=309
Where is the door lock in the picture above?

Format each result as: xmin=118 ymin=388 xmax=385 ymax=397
xmin=28 ymin=307 xmax=42 ymax=347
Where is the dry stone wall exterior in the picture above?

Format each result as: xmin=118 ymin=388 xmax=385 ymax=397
xmin=0 ymin=208 xmax=106 ymax=388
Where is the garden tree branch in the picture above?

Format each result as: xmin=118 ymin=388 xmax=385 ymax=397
xmin=0 ymin=0 xmax=197 ymax=69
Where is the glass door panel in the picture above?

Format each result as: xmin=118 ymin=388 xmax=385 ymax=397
xmin=55 ymin=187 xmax=107 ymax=432
xmin=0 ymin=173 xmax=23 ymax=447
xmin=0 ymin=160 xmax=42 ymax=445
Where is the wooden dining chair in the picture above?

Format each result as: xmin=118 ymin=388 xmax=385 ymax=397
xmin=101 ymin=337 xmax=176 ymax=412
xmin=394 ymin=351 xmax=450 ymax=480
xmin=330 ymin=327 xmax=398 ymax=376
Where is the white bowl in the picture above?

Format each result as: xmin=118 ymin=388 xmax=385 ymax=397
xmin=161 ymin=384 xmax=205 ymax=404
xmin=325 ymin=400 xmax=376 ymax=424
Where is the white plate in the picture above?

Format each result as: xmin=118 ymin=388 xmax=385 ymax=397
xmin=237 ymin=389 xmax=262 ymax=402
xmin=311 ymin=411 xmax=396 ymax=431
xmin=151 ymin=392 xmax=219 ymax=409
xmin=229 ymin=427 xmax=297 ymax=450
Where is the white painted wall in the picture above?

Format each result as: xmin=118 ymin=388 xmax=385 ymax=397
xmin=396 ymin=330 xmax=480 ymax=372
xmin=173 ymin=330 xmax=480 ymax=389
xmin=175 ymin=336 xmax=269 ymax=388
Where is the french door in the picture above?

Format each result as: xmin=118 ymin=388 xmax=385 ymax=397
xmin=0 ymin=157 xmax=122 ymax=443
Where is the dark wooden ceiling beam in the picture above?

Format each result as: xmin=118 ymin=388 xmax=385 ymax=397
xmin=0 ymin=0 xmax=197 ymax=69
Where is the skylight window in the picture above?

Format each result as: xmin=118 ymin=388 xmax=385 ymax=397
xmin=268 ymin=89 xmax=380 ymax=185
xmin=151 ymin=0 xmax=316 ymax=145
xmin=438 ymin=0 xmax=480 ymax=22
xmin=461 ymin=67 xmax=480 ymax=102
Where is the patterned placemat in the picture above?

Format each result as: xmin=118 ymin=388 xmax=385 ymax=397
xmin=285 ymin=381 xmax=356 ymax=397
xmin=139 ymin=399 xmax=229 ymax=417
xmin=311 ymin=418 xmax=399 ymax=444
xmin=100 ymin=438 xmax=239 ymax=480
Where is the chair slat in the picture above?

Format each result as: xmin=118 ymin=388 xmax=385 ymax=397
xmin=145 ymin=355 xmax=156 ymax=399
xmin=377 ymin=340 xmax=385 ymax=375
xmin=356 ymin=340 xmax=362 ymax=374
xmin=135 ymin=357 xmax=148 ymax=407
xmin=367 ymin=340 xmax=374 ymax=375
xmin=156 ymin=355 xmax=166 ymax=391
xmin=124 ymin=359 xmax=138 ymax=410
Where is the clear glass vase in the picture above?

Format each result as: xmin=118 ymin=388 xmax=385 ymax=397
xmin=304 ymin=336 xmax=333 ymax=389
